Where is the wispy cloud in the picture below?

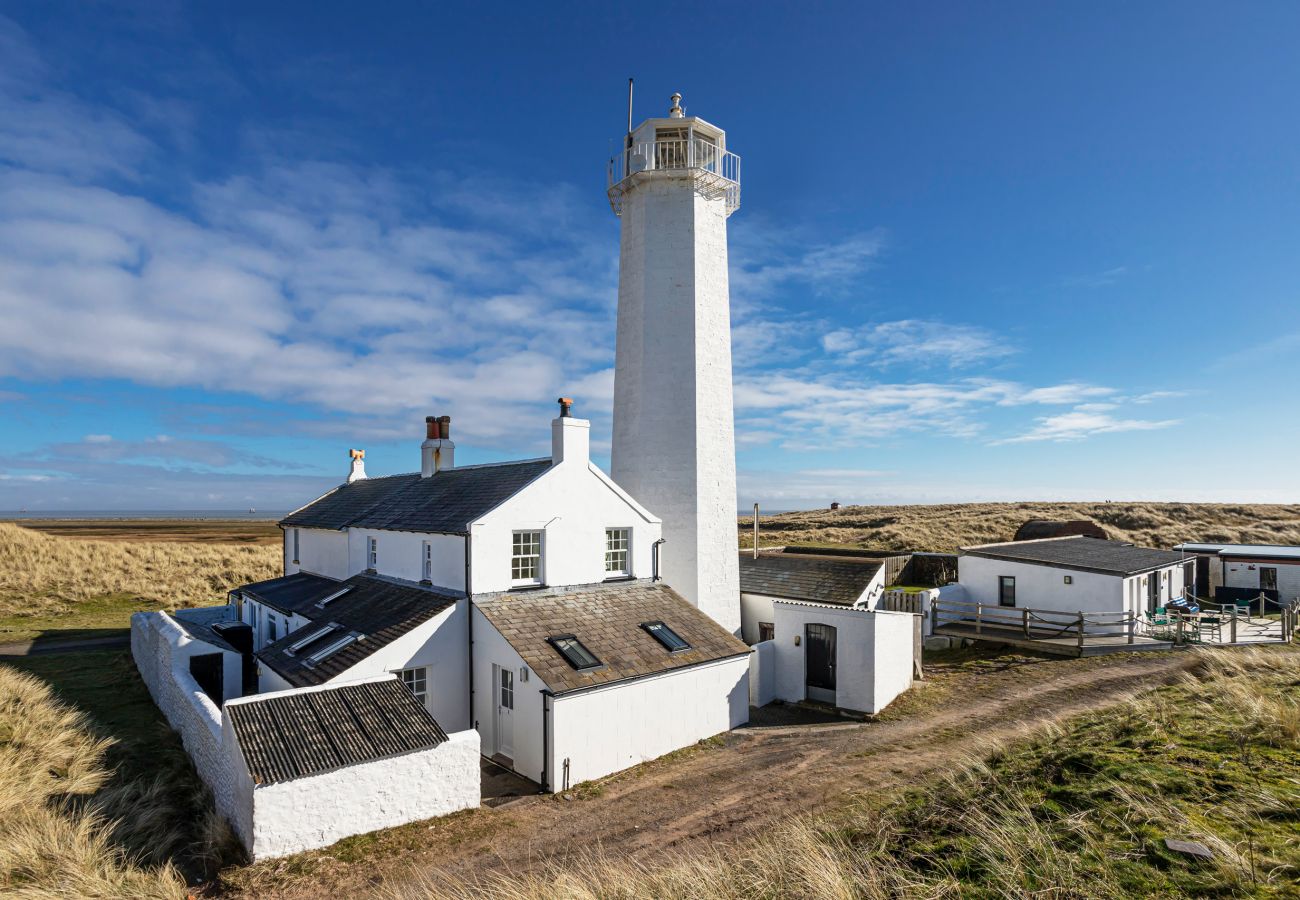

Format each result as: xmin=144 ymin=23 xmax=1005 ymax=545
xmin=993 ymin=407 xmax=1180 ymax=444
xmin=820 ymin=319 xmax=1012 ymax=368
xmin=1061 ymin=265 xmax=1129 ymax=288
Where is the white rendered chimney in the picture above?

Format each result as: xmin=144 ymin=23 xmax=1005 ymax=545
xmin=347 ymin=448 xmax=367 ymax=483
xmin=551 ymin=397 xmax=589 ymax=466
xmin=421 ymin=415 xmax=455 ymax=477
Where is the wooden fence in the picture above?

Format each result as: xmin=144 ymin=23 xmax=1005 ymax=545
xmin=931 ymin=597 xmax=1139 ymax=650
xmin=879 ymin=589 xmax=926 ymax=615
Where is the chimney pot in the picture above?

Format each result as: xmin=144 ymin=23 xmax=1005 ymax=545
xmin=557 ymin=397 xmax=574 ymax=418
xmin=438 ymin=415 xmax=451 ymax=439
xmin=425 ymin=416 xmax=438 ymax=440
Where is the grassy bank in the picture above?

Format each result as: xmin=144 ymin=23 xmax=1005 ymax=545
xmin=393 ymin=646 xmax=1299 ymax=899
xmin=739 ymin=501 xmax=1300 ymax=552
xmin=0 ymin=523 xmax=279 ymax=643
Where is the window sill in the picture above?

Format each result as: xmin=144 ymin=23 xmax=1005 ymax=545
xmin=509 ymin=583 xmax=546 ymax=593
xmin=291 ymin=559 xmax=300 ymax=565
xmin=603 ymin=574 xmax=634 ymax=583
xmin=365 ymin=568 xmax=377 ymax=575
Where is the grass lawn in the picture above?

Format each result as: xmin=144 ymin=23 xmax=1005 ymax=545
xmin=0 ymin=590 xmax=168 ymax=644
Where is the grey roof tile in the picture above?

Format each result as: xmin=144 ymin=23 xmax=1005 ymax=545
xmin=280 ymin=459 xmax=552 ymax=534
xmin=738 ymin=553 xmax=881 ymax=605
xmin=474 ymin=580 xmax=750 ymax=695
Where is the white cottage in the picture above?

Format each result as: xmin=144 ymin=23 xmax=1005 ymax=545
xmin=1172 ymin=542 xmax=1300 ymax=609
xmin=958 ymin=536 xmax=1191 ymax=619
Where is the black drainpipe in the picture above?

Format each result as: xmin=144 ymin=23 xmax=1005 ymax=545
xmin=652 ymin=538 xmax=666 ymax=582
xmin=465 ymin=530 xmax=475 ymax=728
xmin=540 ymin=689 xmax=553 ymax=792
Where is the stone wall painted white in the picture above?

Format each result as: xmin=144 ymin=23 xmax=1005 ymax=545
xmin=224 ymin=679 xmax=480 ymax=860
xmin=611 ymin=165 xmax=741 ymax=634
xmin=748 ymin=639 xmax=776 ymax=707
xmin=771 ymin=603 xmax=914 ymax=714
xmin=548 ymin=655 xmax=749 ymax=789
xmin=469 ymin=456 xmax=660 ymax=595
xmin=1224 ymin=558 xmax=1300 ymax=601
xmin=131 ymin=611 xmax=242 ymax=831
xmin=740 ymin=592 xmax=776 ymax=645
xmin=344 ymin=529 xmax=466 ymax=590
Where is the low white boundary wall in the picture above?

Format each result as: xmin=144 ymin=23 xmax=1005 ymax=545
xmin=131 ymin=612 xmax=481 ymax=861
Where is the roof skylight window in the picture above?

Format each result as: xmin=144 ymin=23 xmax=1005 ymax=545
xmin=303 ymin=632 xmax=360 ymax=667
xmin=547 ymin=634 xmax=603 ymax=671
xmin=641 ymin=621 xmax=691 ymax=653
xmin=315 ymin=587 xmax=352 ymax=608
xmin=286 ymin=625 xmax=335 ymax=656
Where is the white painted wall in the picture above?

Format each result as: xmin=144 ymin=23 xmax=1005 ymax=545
xmin=469 ymin=605 xmax=544 ymax=781
xmin=610 ymin=163 xmax=741 ymax=634
xmin=334 ymin=599 xmax=470 ymax=732
xmin=1223 ymin=558 xmax=1300 ymax=600
xmin=469 ymin=458 xmax=660 ymax=595
xmin=748 ymin=639 xmax=776 ymax=707
xmin=285 ymin=527 xmax=349 ymax=580
xmin=959 ymin=555 xmax=1186 ymax=623
xmin=771 ymin=602 xmax=914 ymax=714
xmin=223 ymin=678 xmax=480 ymax=860
xmin=343 ymin=529 xmax=465 ymax=591
xmin=548 ymin=655 xmax=750 ymax=788
xmin=740 ymin=592 xmax=776 ymax=644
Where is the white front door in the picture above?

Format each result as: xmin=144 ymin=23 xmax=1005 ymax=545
xmin=495 ymin=665 xmax=515 ymax=759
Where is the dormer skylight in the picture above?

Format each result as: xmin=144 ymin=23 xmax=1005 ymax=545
xmin=314 ymin=587 xmax=352 ymax=609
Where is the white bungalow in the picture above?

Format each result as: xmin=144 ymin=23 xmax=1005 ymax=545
xmin=1172 ymin=542 xmax=1300 ymax=609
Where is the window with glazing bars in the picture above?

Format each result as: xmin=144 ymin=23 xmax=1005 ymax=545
xmin=398 ymin=666 xmax=427 ymax=705
xmin=367 ymin=536 xmax=378 ymax=569
xmin=512 ymin=531 xmax=542 ymax=584
xmin=605 ymin=527 xmax=630 ymax=576
xmin=547 ymin=634 xmax=602 ymax=671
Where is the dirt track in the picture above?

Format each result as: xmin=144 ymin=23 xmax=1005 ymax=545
xmin=237 ymin=648 xmax=1201 ymax=897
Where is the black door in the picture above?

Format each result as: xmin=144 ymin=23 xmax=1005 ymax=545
xmin=1195 ymin=556 xmax=1209 ymax=600
xmin=805 ymin=623 xmax=837 ymax=703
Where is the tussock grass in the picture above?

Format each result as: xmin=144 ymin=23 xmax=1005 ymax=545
xmin=0 ymin=665 xmax=187 ymax=898
xmin=391 ymin=646 xmax=1300 ymax=900
xmin=0 ymin=521 xmax=279 ymax=620
xmin=740 ymin=501 xmax=1300 ymax=552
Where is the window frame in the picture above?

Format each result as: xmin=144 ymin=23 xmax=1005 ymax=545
xmin=292 ymin=528 xmax=300 ymax=565
xmin=397 ymin=666 xmax=428 ymax=705
xmin=641 ymin=620 xmax=691 ymax=653
xmin=421 ymin=540 xmax=433 ymax=582
xmin=604 ymin=527 xmax=631 ymax=578
xmin=547 ymin=634 xmax=604 ymax=671
xmin=998 ymin=575 xmax=1016 ymax=607
xmin=758 ymin=622 xmax=775 ymax=643
xmin=511 ymin=530 xmax=544 ymax=586
xmin=367 ymin=536 xmax=378 ymax=570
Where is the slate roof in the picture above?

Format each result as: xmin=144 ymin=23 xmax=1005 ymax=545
xmin=235 ymin=572 xmax=347 ymax=617
xmin=1174 ymin=543 xmax=1300 ymax=561
xmin=226 ymin=679 xmax=449 ymax=785
xmin=256 ymin=574 xmax=460 ymax=688
xmin=962 ymin=536 xmax=1186 ymax=576
xmin=279 ymin=459 xmax=552 ymax=534
xmin=474 ymin=580 xmax=750 ymax=695
xmin=738 ymin=553 xmax=882 ymax=605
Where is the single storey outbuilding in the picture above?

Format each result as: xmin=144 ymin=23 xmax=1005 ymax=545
xmin=1172 ymin=543 xmax=1300 ymax=608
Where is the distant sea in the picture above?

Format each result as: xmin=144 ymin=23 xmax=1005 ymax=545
xmin=1 ymin=509 xmax=289 ymax=520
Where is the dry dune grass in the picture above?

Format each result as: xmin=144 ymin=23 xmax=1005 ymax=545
xmin=742 ymin=501 xmax=1300 ymax=553
xmin=0 ymin=666 xmax=186 ymax=898
xmin=0 ymin=522 xmax=279 ymax=619
xmin=389 ymin=646 xmax=1300 ymax=900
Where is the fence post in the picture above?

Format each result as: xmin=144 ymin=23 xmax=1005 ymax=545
xmin=1230 ymin=606 xmax=1238 ymax=644
xmin=976 ymin=603 xmax=982 ymax=636
xmin=1128 ymin=613 xmax=1135 ymax=644
xmin=930 ymin=600 xmax=939 ymax=635
xmin=1077 ymin=611 xmax=1085 ymax=651
xmin=1022 ymin=607 xmax=1029 ymax=637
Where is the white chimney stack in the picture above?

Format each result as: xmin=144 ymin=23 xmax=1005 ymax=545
xmin=347 ymin=448 xmax=367 ymax=483
xmin=421 ymin=415 xmax=454 ymax=477
xmin=551 ymin=397 xmax=589 ymax=466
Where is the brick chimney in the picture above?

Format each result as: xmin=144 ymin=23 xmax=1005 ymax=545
xmin=551 ymin=397 xmax=589 ymax=466
xmin=347 ymin=448 xmax=367 ymax=483
xmin=421 ymin=415 xmax=455 ymax=477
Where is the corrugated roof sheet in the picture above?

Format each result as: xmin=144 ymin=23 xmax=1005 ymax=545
xmin=962 ymin=536 xmax=1186 ymax=576
xmin=256 ymin=574 xmax=460 ymax=688
xmin=226 ymin=679 xmax=448 ymax=785
xmin=738 ymin=553 xmax=881 ymax=605
xmin=1173 ymin=543 xmax=1300 ymax=560
xmin=279 ymin=459 xmax=552 ymax=533
xmin=474 ymin=580 xmax=750 ymax=695
xmin=170 ymin=605 xmax=239 ymax=653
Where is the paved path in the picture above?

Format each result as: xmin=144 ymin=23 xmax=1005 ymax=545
xmin=0 ymin=634 xmax=130 ymax=657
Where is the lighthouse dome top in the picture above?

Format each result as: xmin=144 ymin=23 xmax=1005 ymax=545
xmin=607 ymin=92 xmax=741 ymax=217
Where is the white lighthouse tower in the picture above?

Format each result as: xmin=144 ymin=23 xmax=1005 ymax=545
xmin=607 ymin=91 xmax=742 ymax=633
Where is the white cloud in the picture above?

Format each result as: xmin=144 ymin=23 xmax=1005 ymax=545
xmin=820 ymin=319 xmax=1012 ymax=369
xmin=993 ymin=408 xmax=1180 ymax=444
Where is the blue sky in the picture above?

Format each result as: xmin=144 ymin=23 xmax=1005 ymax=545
xmin=1 ymin=1 xmax=1298 ymax=511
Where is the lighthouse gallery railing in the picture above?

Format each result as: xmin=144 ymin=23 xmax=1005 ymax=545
xmin=607 ymin=138 xmax=741 ymax=216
